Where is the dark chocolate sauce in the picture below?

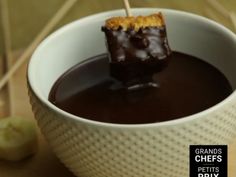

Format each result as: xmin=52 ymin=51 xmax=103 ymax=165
xmin=102 ymin=27 xmax=171 ymax=86
xmin=49 ymin=52 xmax=232 ymax=124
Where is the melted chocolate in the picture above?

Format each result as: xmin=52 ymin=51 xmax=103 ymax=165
xmin=49 ymin=52 xmax=232 ymax=124
xmin=102 ymin=27 xmax=172 ymax=86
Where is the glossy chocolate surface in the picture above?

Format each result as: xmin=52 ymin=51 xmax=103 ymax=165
xmin=49 ymin=52 xmax=232 ymax=124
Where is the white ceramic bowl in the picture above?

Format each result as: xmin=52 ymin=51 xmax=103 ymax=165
xmin=28 ymin=8 xmax=236 ymax=177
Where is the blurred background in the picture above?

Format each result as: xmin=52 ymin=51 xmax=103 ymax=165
xmin=0 ymin=1 xmax=236 ymax=177
xmin=0 ymin=0 xmax=236 ymax=55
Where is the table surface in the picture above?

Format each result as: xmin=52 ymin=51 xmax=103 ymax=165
xmin=0 ymin=1 xmax=236 ymax=177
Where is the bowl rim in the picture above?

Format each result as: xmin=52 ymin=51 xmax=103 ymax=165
xmin=28 ymin=8 xmax=236 ymax=129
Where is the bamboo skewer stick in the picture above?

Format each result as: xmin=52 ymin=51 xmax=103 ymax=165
xmin=229 ymin=12 xmax=236 ymax=31
xmin=123 ymin=0 xmax=132 ymax=17
xmin=0 ymin=0 xmax=77 ymax=91
xmin=206 ymin=0 xmax=236 ymax=31
xmin=206 ymin=0 xmax=229 ymax=19
xmin=0 ymin=0 xmax=14 ymax=115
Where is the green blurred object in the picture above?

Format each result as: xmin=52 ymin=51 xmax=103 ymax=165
xmin=0 ymin=0 xmax=236 ymax=55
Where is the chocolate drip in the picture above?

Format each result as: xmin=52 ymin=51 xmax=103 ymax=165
xmin=102 ymin=26 xmax=172 ymax=86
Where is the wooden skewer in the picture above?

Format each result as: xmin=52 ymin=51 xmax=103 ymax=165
xmin=206 ymin=0 xmax=236 ymax=31
xmin=0 ymin=0 xmax=14 ymax=115
xmin=123 ymin=0 xmax=132 ymax=17
xmin=0 ymin=0 xmax=77 ymax=91
xmin=229 ymin=12 xmax=236 ymax=31
xmin=206 ymin=0 xmax=229 ymax=19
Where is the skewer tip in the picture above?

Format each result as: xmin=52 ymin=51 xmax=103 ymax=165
xmin=123 ymin=0 xmax=132 ymax=17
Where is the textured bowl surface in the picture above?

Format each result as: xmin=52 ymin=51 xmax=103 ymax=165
xmin=28 ymin=9 xmax=236 ymax=177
